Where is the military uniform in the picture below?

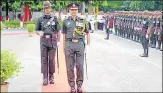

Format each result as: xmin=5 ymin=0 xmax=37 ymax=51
xmin=126 ymin=17 xmax=130 ymax=39
xmin=140 ymin=18 xmax=149 ymax=57
xmin=137 ymin=18 xmax=142 ymax=43
xmin=35 ymin=1 xmax=61 ymax=85
xmin=114 ymin=15 xmax=118 ymax=35
xmin=156 ymin=19 xmax=161 ymax=50
xmin=62 ymin=3 xmax=89 ymax=93
xmin=159 ymin=22 xmax=163 ymax=51
xmin=105 ymin=15 xmax=110 ymax=40
xmin=134 ymin=17 xmax=138 ymax=42
xmin=117 ymin=16 xmax=121 ymax=36
xmin=150 ymin=18 xmax=157 ymax=48
xmin=124 ymin=16 xmax=127 ymax=38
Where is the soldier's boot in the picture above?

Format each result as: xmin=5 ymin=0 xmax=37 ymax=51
xmin=156 ymin=40 xmax=161 ymax=50
xmin=49 ymin=73 xmax=54 ymax=84
xmin=77 ymin=86 xmax=82 ymax=93
xmin=156 ymin=46 xmax=161 ymax=50
xmin=140 ymin=49 xmax=148 ymax=57
xmin=146 ymin=49 xmax=148 ymax=57
xmin=70 ymin=87 xmax=76 ymax=93
xmin=151 ymin=44 xmax=156 ymax=48
xmin=151 ymin=39 xmax=156 ymax=48
xmin=43 ymin=73 xmax=48 ymax=85
xmin=140 ymin=49 xmax=147 ymax=57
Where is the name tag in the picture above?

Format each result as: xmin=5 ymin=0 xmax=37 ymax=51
xmin=76 ymin=22 xmax=84 ymax=27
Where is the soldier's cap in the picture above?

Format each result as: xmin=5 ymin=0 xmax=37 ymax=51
xmin=67 ymin=3 xmax=80 ymax=10
xmin=43 ymin=1 xmax=51 ymax=8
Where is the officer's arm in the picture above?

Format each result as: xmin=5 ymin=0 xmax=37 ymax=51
xmin=85 ymin=22 xmax=90 ymax=45
xmin=62 ymin=20 xmax=67 ymax=48
xmin=35 ymin=18 xmax=42 ymax=35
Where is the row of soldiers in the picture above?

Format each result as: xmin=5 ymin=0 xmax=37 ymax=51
xmin=112 ymin=11 xmax=163 ymax=52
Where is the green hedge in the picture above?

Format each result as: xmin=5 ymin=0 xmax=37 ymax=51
xmin=1 ymin=23 xmax=5 ymax=31
xmin=3 ymin=20 xmax=20 ymax=28
xmin=1 ymin=50 xmax=22 ymax=84
xmin=3 ymin=20 xmax=36 ymax=28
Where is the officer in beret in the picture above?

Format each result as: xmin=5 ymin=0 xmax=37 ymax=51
xmin=62 ymin=3 xmax=90 ymax=93
xmin=35 ymin=1 xmax=61 ymax=85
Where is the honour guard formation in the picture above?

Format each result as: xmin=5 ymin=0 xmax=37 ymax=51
xmin=1 ymin=0 xmax=162 ymax=92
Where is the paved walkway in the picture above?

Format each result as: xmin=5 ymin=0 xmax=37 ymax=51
xmin=1 ymin=30 xmax=162 ymax=92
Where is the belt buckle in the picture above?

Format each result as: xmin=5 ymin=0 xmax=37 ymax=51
xmin=72 ymin=39 xmax=78 ymax=43
xmin=45 ymin=35 xmax=50 ymax=38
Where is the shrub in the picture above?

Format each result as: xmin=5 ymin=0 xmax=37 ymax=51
xmin=25 ymin=24 xmax=36 ymax=32
xmin=3 ymin=20 xmax=20 ymax=28
xmin=3 ymin=20 xmax=36 ymax=28
xmin=23 ymin=21 xmax=36 ymax=28
xmin=1 ymin=23 xmax=5 ymax=31
xmin=1 ymin=50 xmax=22 ymax=84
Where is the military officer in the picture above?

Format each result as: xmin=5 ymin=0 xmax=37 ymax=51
xmin=156 ymin=18 xmax=161 ymax=50
xmin=150 ymin=17 xmax=157 ymax=48
xmin=138 ymin=16 xmax=143 ymax=43
xmin=114 ymin=13 xmax=118 ymax=35
xmin=140 ymin=17 xmax=149 ymax=57
xmin=159 ymin=21 xmax=163 ymax=51
xmin=35 ymin=1 xmax=61 ymax=85
xmin=117 ymin=15 xmax=121 ymax=36
xmin=104 ymin=15 xmax=110 ymax=40
xmin=62 ymin=3 xmax=90 ymax=93
xmin=127 ymin=16 xmax=130 ymax=39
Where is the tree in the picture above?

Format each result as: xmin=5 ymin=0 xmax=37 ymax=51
xmin=10 ymin=1 xmax=21 ymax=19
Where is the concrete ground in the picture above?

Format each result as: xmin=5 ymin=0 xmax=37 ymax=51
xmin=1 ymin=30 xmax=162 ymax=92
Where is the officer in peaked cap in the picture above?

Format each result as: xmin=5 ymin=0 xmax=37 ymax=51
xmin=35 ymin=1 xmax=61 ymax=85
xmin=62 ymin=3 xmax=90 ymax=93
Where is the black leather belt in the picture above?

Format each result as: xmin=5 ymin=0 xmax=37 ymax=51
xmin=66 ymin=38 xmax=83 ymax=43
xmin=42 ymin=35 xmax=52 ymax=38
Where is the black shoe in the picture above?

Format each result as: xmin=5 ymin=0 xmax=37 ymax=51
xmin=43 ymin=79 xmax=48 ymax=85
xmin=151 ymin=45 xmax=156 ymax=48
xmin=43 ymin=78 xmax=48 ymax=85
xmin=77 ymin=86 xmax=82 ymax=93
xmin=140 ymin=54 xmax=148 ymax=57
xmin=49 ymin=74 xmax=54 ymax=84
xmin=70 ymin=87 xmax=76 ymax=93
xmin=156 ymin=47 xmax=160 ymax=50
xmin=43 ymin=73 xmax=48 ymax=85
xmin=104 ymin=38 xmax=109 ymax=40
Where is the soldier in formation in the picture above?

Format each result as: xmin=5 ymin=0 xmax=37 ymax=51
xmin=112 ymin=11 xmax=162 ymax=57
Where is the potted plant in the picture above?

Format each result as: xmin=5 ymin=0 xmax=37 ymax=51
xmin=1 ymin=50 xmax=22 ymax=92
xmin=25 ymin=24 xmax=36 ymax=37
xmin=1 ymin=23 xmax=5 ymax=31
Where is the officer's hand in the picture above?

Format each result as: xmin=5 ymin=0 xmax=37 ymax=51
xmin=146 ymin=34 xmax=148 ymax=39
xmin=36 ymin=31 xmax=40 ymax=35
xmin=36 ymin=31 xmax=44 ymax=36
xmin=57 ymin=42 xmax=60 ymax=47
